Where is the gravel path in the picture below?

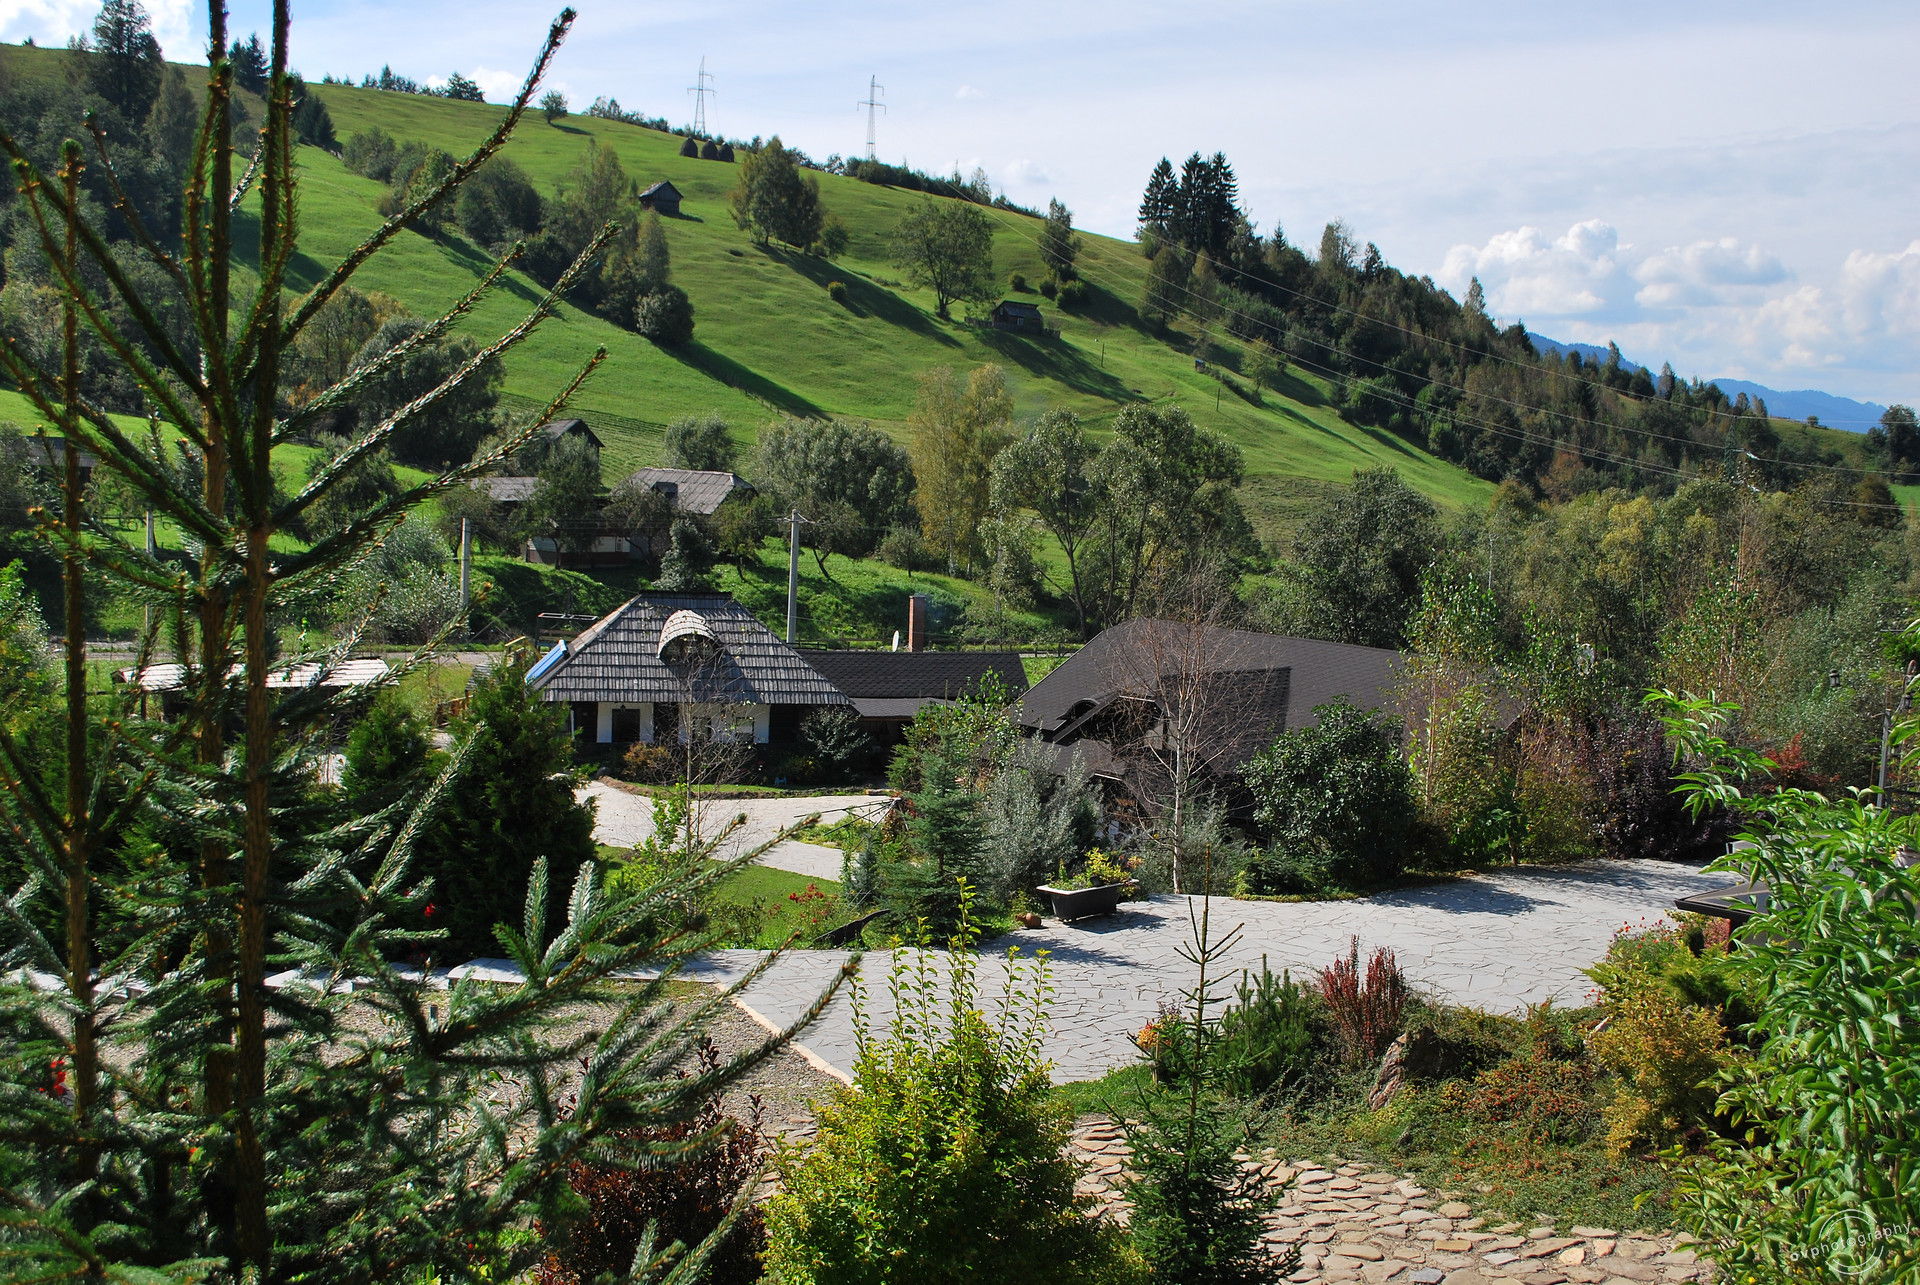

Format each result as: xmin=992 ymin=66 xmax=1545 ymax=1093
xmin=581 ymin=781 xmax=889 ymax=882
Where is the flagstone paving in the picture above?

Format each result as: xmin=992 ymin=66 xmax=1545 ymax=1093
xmin=659 ymin=858 xmax=1730 ymax=1083
xmin=581 ymin=781 xmax=888 ymax=882
xmin=1063 ymin=1121 xmax=1713 ymax=1284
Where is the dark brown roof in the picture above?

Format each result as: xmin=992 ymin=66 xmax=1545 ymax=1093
xmin=1012 ymin=619 xmax=1406 ymax=776
xmin=529 ymin=592 xmax=850 ymax=708
xmin=797 ymin=649 xmax=1027 ymax=702
xmin=994 ymin=300 xmax=1044 ymax=319
xmin=539 ymin=418 xmax=603 ymax=449
xmin=640 ymin=180 xmax=683 ymax=200
xmin=24 ymin=436 xmax=97 ymax=472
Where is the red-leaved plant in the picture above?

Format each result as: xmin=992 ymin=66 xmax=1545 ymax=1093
xmin=1317 ymin=936 xmax=1410 ymax=1063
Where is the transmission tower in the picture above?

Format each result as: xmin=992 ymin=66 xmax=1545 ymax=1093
xmin=857 ymin=75 xmax=885 ymax=160
xmin=688 ymin=56 xmax=715 ymax=137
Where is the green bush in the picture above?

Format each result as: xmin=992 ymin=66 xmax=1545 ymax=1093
xmin=1212 ymin=963 xmax=1329 ymax=1101
xmin=798 ymin=706 xmax=872 ymax=782
xmin=1038 ymin=277 xmax=1058 ymax=299
xmin=763 ymin=894 xmax=1132 ymax=1283
xmin=1055 ymin=279 xmax=1089 ymax=308
xmin=825 ymin=279 xmax=847 ymax=304
xmin=618 ymin=741 xmax=676 ymax=784
xmin=1240 ymin=699 xmax=1416 ymax=892
xmin=1007 ymin=271 xmax=1027 ymax=292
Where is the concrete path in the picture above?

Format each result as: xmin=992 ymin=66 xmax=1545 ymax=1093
xmin=581 ymin=781 xmax=891 ymax=883
xmin=671 ymin=858 xmax=1729 ymax=1082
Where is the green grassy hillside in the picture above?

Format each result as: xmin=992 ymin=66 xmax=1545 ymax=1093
xmin=296 ymin=82 xmax=1496 ymax=531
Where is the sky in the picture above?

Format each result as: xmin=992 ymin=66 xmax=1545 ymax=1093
xmin=5 ymin=0 xmax=1917 ymax=416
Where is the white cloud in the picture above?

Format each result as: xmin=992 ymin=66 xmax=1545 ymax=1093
xmin=1733 ymin=241 xmax=1920 ymax=372
xmin=1440 ymin=220 xmax=1630 ymax=318
xmin=1002 ymin=157 xmax=1050 ymax=188
xmin=954 ymin=84 xmax=984 ymax=100
xmin=472 ymin=66 xmax=522 ymax=101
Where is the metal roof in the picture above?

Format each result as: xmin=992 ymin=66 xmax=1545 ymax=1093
xmin=469 ymin=475 xmax=539 ymax=503
xmin=528 ymin=592 xmax=850 ymax=707
xmin=994 ymin=300 xmax=1044 ymax=318
xmin=116 ymin=657 xmax=392 ymax=692
xmin=640 ymin=180 xmax=683 ymax=199
xmin=621 ymin=467 xmax=754 ymax=516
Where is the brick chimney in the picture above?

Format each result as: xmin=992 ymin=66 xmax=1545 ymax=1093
xmin=906 ymin=593 xmax=929 ymax=652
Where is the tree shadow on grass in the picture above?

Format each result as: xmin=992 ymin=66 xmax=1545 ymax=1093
xmin=669 ymin=341 xmax=825 ymax=419
xmin=973 ymin=326 xmax=1137 ymax=403
xmin=768 ymin=247 xmax=960 ymax=347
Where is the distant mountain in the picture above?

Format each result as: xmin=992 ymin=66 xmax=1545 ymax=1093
xmin=1703 ymin=379 xmax=1886 ymax=431
xmin=1526 ymin=331 xmax=1888 ymax=430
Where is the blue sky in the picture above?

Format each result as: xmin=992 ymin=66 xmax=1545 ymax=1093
xmin=7 ymin=0 xmax=1917 ymax=413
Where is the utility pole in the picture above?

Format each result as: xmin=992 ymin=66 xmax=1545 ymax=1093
xmin=785 ymin=508 xmax=803 ymax=644
xmin=858 ymin=75 xmax=885 ymax=160
xmin=687 ymin=56 xmax=715 ymax=137
xmin=458 ymin=518 xmax=472 ymax=612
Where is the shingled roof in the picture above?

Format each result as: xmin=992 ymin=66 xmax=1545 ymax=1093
xmin=1013 ymin=619 xmax=1406 ymax=776
xmin=528 ymin=592 xmax=850 ymax=707
xmin=798 ymin=649 xmax=1028 ymax=719
xmin=621 ymin=467 xmax=754 ymax=516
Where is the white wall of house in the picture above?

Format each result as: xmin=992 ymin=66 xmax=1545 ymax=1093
xmin=588 ymin=701 xmax=767 ymax=744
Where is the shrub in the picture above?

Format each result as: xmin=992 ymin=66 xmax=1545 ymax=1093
xmin=1240 ymin=699 xmax=1416 ymax=892
xmin=763 ymin=892 xmax=1129 ymax=1283
xmin=1038 ymin=277 xmax=1058 ymax=299
xmin=535 ymin=1039 xmax=768 ymax=1285
xmin=798 ymin=706 xmax=872 ymax=782
xmin=634 ymin=284 xmax=696 ymax=345
xmin=1317 ymin=937 xmax=1410 ymax=1064
xmin=1439 ymin=1048 xmax=1600 ymax=1145
xmin=1055 ymin=279 xmax=1089 ymax=308
xmin=620 ymin=741 xmax=676 ymax=784
xmin=1007 ymin=271 xmax=1028 ymax=292
xmin=825 ymin=280 xmax=847 ymax=304
xmin=1131 ymin=1000 xmax=1197 ymax=1086
xmin=1587 ymin=985 xmax=1730 ymax=1154
xmin=1211 ymin=962 xmax=1328 ymax=1101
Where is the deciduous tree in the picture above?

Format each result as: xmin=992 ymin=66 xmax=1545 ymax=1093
xmin=890 ymin=200 xmax=995 ymax=320
xmin=909 ymin=364 xmax=1013 ymax=574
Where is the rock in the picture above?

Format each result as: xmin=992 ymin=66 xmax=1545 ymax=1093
xmin=1438 ymin=1201 xmax=1474 ymax=1218
xmin=1590 ymin=1239 xmax=1616 ymax=1257
xmin=1519 ymin=1238 xmax=1580 ymax=1259
xmin=1657 ymin=1250 xmax=1698 ymax=1265
xmin=1434 ymin=1239 xmax=1473 ymax=1252
xmin=1483 ymin=1251 xmax=1521 ymax=1266
xmin=1558 ymin=1246 xmax=1588 ymax=1265
xmin=1571 ymin=1226 xmax=1619 ymax=1238
xmin=1528 ymin=1226 xmax=1558 ymax=1239
xmin=1408 ymin=1271 xmax=1446 ymax=1285
xmin=1360 ymin=1171 xmax=1400 ymax=1184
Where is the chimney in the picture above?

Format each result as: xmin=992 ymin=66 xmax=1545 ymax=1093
xmin=906 ymin=593 xmax=929 ymax=653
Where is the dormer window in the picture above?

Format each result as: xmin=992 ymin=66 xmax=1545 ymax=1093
xmin=658 ymin=609 xmax=722 ymax=667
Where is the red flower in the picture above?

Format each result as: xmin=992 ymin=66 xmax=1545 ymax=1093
xmin=423 ymin=902 xmax=438 ymax=920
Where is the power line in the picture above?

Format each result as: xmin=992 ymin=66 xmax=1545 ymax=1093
xmin=977 ymin=209 xmax=1906 ymax=510
xmin=981 ymin=207 xmax=1893 ymax=484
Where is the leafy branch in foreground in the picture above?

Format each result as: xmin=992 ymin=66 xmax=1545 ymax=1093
xmin=1651 ymin=689 xmax=1920 ymax=1285
xmin=0 ymin=4 xmax=841 ymax=1280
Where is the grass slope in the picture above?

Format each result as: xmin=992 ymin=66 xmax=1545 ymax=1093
xmin=302 ymin=83 xmax=1493 ymax=529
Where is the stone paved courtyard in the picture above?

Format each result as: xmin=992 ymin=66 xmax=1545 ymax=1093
xmin=660 ymin=857 xmax=1729 ymax=1082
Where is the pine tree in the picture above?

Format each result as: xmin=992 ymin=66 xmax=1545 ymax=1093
xmin=0 ymin=13 xmax=813 ymax=1275
xmin=441 ymin=70 xmax=484 ymax=101
xmin=81 ymin=0 xmax=165 ymax=122
xmin=1138 ymin=156 xmax=1176 ymax=241
xmin=228 ymin=32 xmax=267 ymax=94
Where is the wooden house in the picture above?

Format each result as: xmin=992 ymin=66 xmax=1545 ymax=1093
xmin=990 ymin=300 xmax=1045 ymax=334
xmin=527 ymin=592 xmax=849 ymax=746
xmin=638 ymin=181 xmax=684 ymax=217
